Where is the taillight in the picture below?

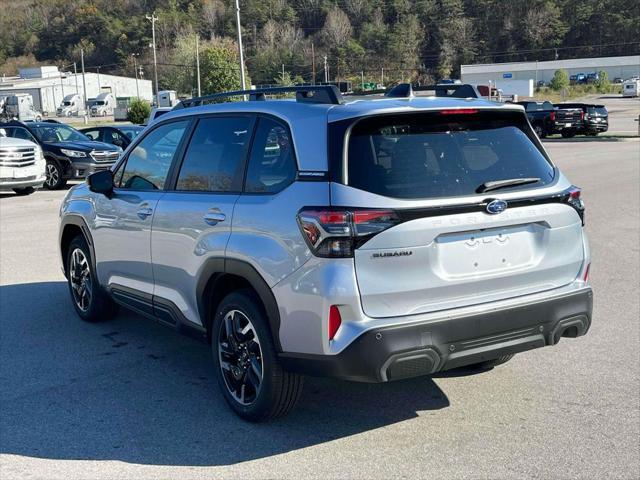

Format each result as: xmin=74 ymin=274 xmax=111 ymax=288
xmin=566 ymin=186 xmax=585 ymax=224
xmin=550 ymin=111 xmax=556 ymax=122
xmin=580 ymin=111 xmax=585 ymax=120
xmin=439 ymin=109 xmax=478 ymax=115
xmin=297 ymin=208 xmax=400 ymax=257
xmin=328 ymin=305 xmax=342 ymax=340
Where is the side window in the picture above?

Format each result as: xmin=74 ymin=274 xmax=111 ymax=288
xmin=176 ymin=116 xmax=252 ymax=192
xmin=8 ymin=127 xmax=37 ymax=143
xmin=245 ymin=117 xmax=296 ymax=193
xmin=119 ymin=120 xmax=188 ymax=190
xmin=83 ymin=129 xmax=100 ymax=141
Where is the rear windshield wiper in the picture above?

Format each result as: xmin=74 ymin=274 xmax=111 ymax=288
xmin=476 ymin=177 xmax=540 ymax=193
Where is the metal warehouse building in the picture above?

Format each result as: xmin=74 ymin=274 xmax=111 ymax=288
xmin=0 ymin=66 xmax=153 ymax=115
xmin=461 ymin=55 xmax=640 ymax=86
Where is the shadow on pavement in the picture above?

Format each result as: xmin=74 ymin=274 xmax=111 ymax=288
xmin=0 ymin=281 xmax=461 ymax=466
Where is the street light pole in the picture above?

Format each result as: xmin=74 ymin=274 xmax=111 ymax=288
xmin=195 ymin=34 xmax=201 ymax=96
xmin=234 ymin=0 xmax=247 ymax=93
xmin=146 ymin=12 xmax=160 ymax=106
xmin=324 ymin=55 xmax=328 ymax=83
xmin=132 ymin=54 xmax=140 ymax=99
xmin=73 ymin=62 xmax=79 ymax=96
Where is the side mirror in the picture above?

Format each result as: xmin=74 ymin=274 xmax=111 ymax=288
xmin=87 ymin=170 xmax=114 ymax=196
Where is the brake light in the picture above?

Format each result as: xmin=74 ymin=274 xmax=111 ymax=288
xmin=297 ymin=208 xmax=400 ymax=257
xmin=439 ymin=109 xmax=478 ymax=115
xmin=550 ymin=111 xmax=556 ymax=122
xmin=328 ymin=305 xmax=342 ymax=340
xmin=566 ymin=186 xmax=585 ymax=224
xmin=580 ymin=111 xmax=585 ymax=120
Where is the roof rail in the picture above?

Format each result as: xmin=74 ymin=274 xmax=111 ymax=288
xmin=174 ymin=85 xmax=344 ymax=110
xmin=385 ymin=83 xmax=482 ymax=99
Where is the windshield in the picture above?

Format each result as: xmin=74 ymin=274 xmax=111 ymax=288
xmin=95 ymin=101 xmax=105 ymax=105
xmin=32 ymin=124 xmax=90 ymax=143
xmin=337 ymin=111 xmax=555 ymax=199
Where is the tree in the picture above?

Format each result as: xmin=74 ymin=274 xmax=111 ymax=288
xmin=595 ymin=70 xmax=610 ymax=93
xmin=200 ymin=39 xmax=248 ymax=94
xmin=550 ymin=69 xmax=570 ymax=90
xmin=127 ymin=98 xmax=150 ymax=124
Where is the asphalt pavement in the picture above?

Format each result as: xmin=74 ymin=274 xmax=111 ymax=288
xmin=0 ymin=138 xmax=638 ymax=479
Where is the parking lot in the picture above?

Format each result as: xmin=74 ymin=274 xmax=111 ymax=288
xmin=0 ymin=135 xmax=638 ymax=478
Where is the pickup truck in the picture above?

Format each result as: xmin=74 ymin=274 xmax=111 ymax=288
xmin=555 ymin=103 xmax=608 ymax=136
xmin=515 ymin=101 xmax=584 ymax=138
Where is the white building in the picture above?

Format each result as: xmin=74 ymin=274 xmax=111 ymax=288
xmin=0 ymin=66 xmax=153 ymax=114
xmin=461 ymin=55 xmax=640 ymax=87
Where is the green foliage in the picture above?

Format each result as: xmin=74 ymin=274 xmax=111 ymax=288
xmin=200 ymin=40 xmax=248 ymax=94
xmin=550 ymin=69 xmax=570 ymax=90
xmin=595 ymin=70 xmax=610 ymax=93
xmin=127 ymin=98 xmax=151 ymax=124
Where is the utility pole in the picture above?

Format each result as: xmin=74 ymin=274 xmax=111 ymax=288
xmin=195 ymin=34 xmax=201 ymax=97
xmin=381 ymin=67 xmax=384 ymax=86
xmin=132 ymin=54 xmax=140 ymax=99
xmin=311 ymin=42 xmax=316 ymax=85
xmin=80 ymin=48 xmax=88 ymax=110
xmin=96 ymin=66 xmax=101 ymax=91
xmin=323 ymin=55 xmax=328 ymax=83
xmin=361 ymin=71 xmax=364 ymax=91
xmin=146 ymin=12 xmax=160 ymax=106
xmin=281 ymin=64 xmax=285 ymax=84
xmin=234 ymin=0 xmax=247 ymax=93
xmin=73 ymin=62 xmax=79 ymax=96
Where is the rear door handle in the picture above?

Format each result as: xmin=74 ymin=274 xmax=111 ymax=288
xmin=137 ymin=207 xmax=153 ymax=219
xmin=203 ymin=210 xmax=226 ymax=225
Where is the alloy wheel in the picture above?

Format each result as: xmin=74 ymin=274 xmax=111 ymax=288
xmin=45 ymin=163 xmax=59 ymax=188
xmin=70 ymin=248 xmax=92 ymax=312
xmin=218 ymin=309 xmax=264 ymax=405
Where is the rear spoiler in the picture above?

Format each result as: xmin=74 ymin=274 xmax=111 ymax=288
xmin=385 ymin=83 xmax=482 ymax=99
xmin=344 ymin=83 xmax=482 ymax=100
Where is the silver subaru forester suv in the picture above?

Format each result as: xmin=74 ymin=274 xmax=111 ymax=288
xmin=59 ymin=85 xmax=592 ymax=421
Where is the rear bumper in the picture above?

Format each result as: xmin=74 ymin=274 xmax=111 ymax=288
xmin=279 ymin=286 xmax=593 ymax=382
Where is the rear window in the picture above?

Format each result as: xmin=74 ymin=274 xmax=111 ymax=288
xmin=338 ymin=111 xmax=555 ymax=199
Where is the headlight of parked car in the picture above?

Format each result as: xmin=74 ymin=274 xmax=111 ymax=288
xmin=60 ymin=148 xmax=87 ymax=158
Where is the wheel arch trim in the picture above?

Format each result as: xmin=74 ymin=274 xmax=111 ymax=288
xmin=196 ymin=258 xmax=283 ymax=352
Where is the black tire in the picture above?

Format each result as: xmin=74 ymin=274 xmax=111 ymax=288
xmin=212 ymin=290 xmax=303 ymax=422
xmin=561 ymin=129 xmax=577 ymax=138
xmin=43 ymin=160 xmax=67 ymax=190
xmin=533 ymin=123 xmax=546 ymax=138
xmin=469 ymin=354 xmax=514 ymax=370
xmin=66 ymin=235 xmax=118 ymax=322
xmin=12 ymin=186 xmax=35 ymax=195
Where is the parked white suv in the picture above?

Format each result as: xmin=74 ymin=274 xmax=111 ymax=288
xmin=0 ymin=128 xmax=45 ymax=195
xmin=59 ymin=85 xmax=593 ymax=421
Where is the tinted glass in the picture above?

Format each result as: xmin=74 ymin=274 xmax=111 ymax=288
xmin=119 ymin=121 xmax=188 ymax=190
xmin=83 ymin=129 xmax=100 ymax=141
xmin=32 ymin=124 xmax=89 ymax=142
xmin=7 ymin=127 xmax=37 ymax=142
xmin=345 ymin=112 xmax=554 ymax=199
xmin=176 ymin=116 xmax=251 ymax=192
xmin=245 ymin=117 xmax=296 ymax=193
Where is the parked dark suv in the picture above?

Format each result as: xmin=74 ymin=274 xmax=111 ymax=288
xmin=0 ymin=120 xmax=121 ymax=189
xmin=555 ymin=103 xmax=608 ymax=136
